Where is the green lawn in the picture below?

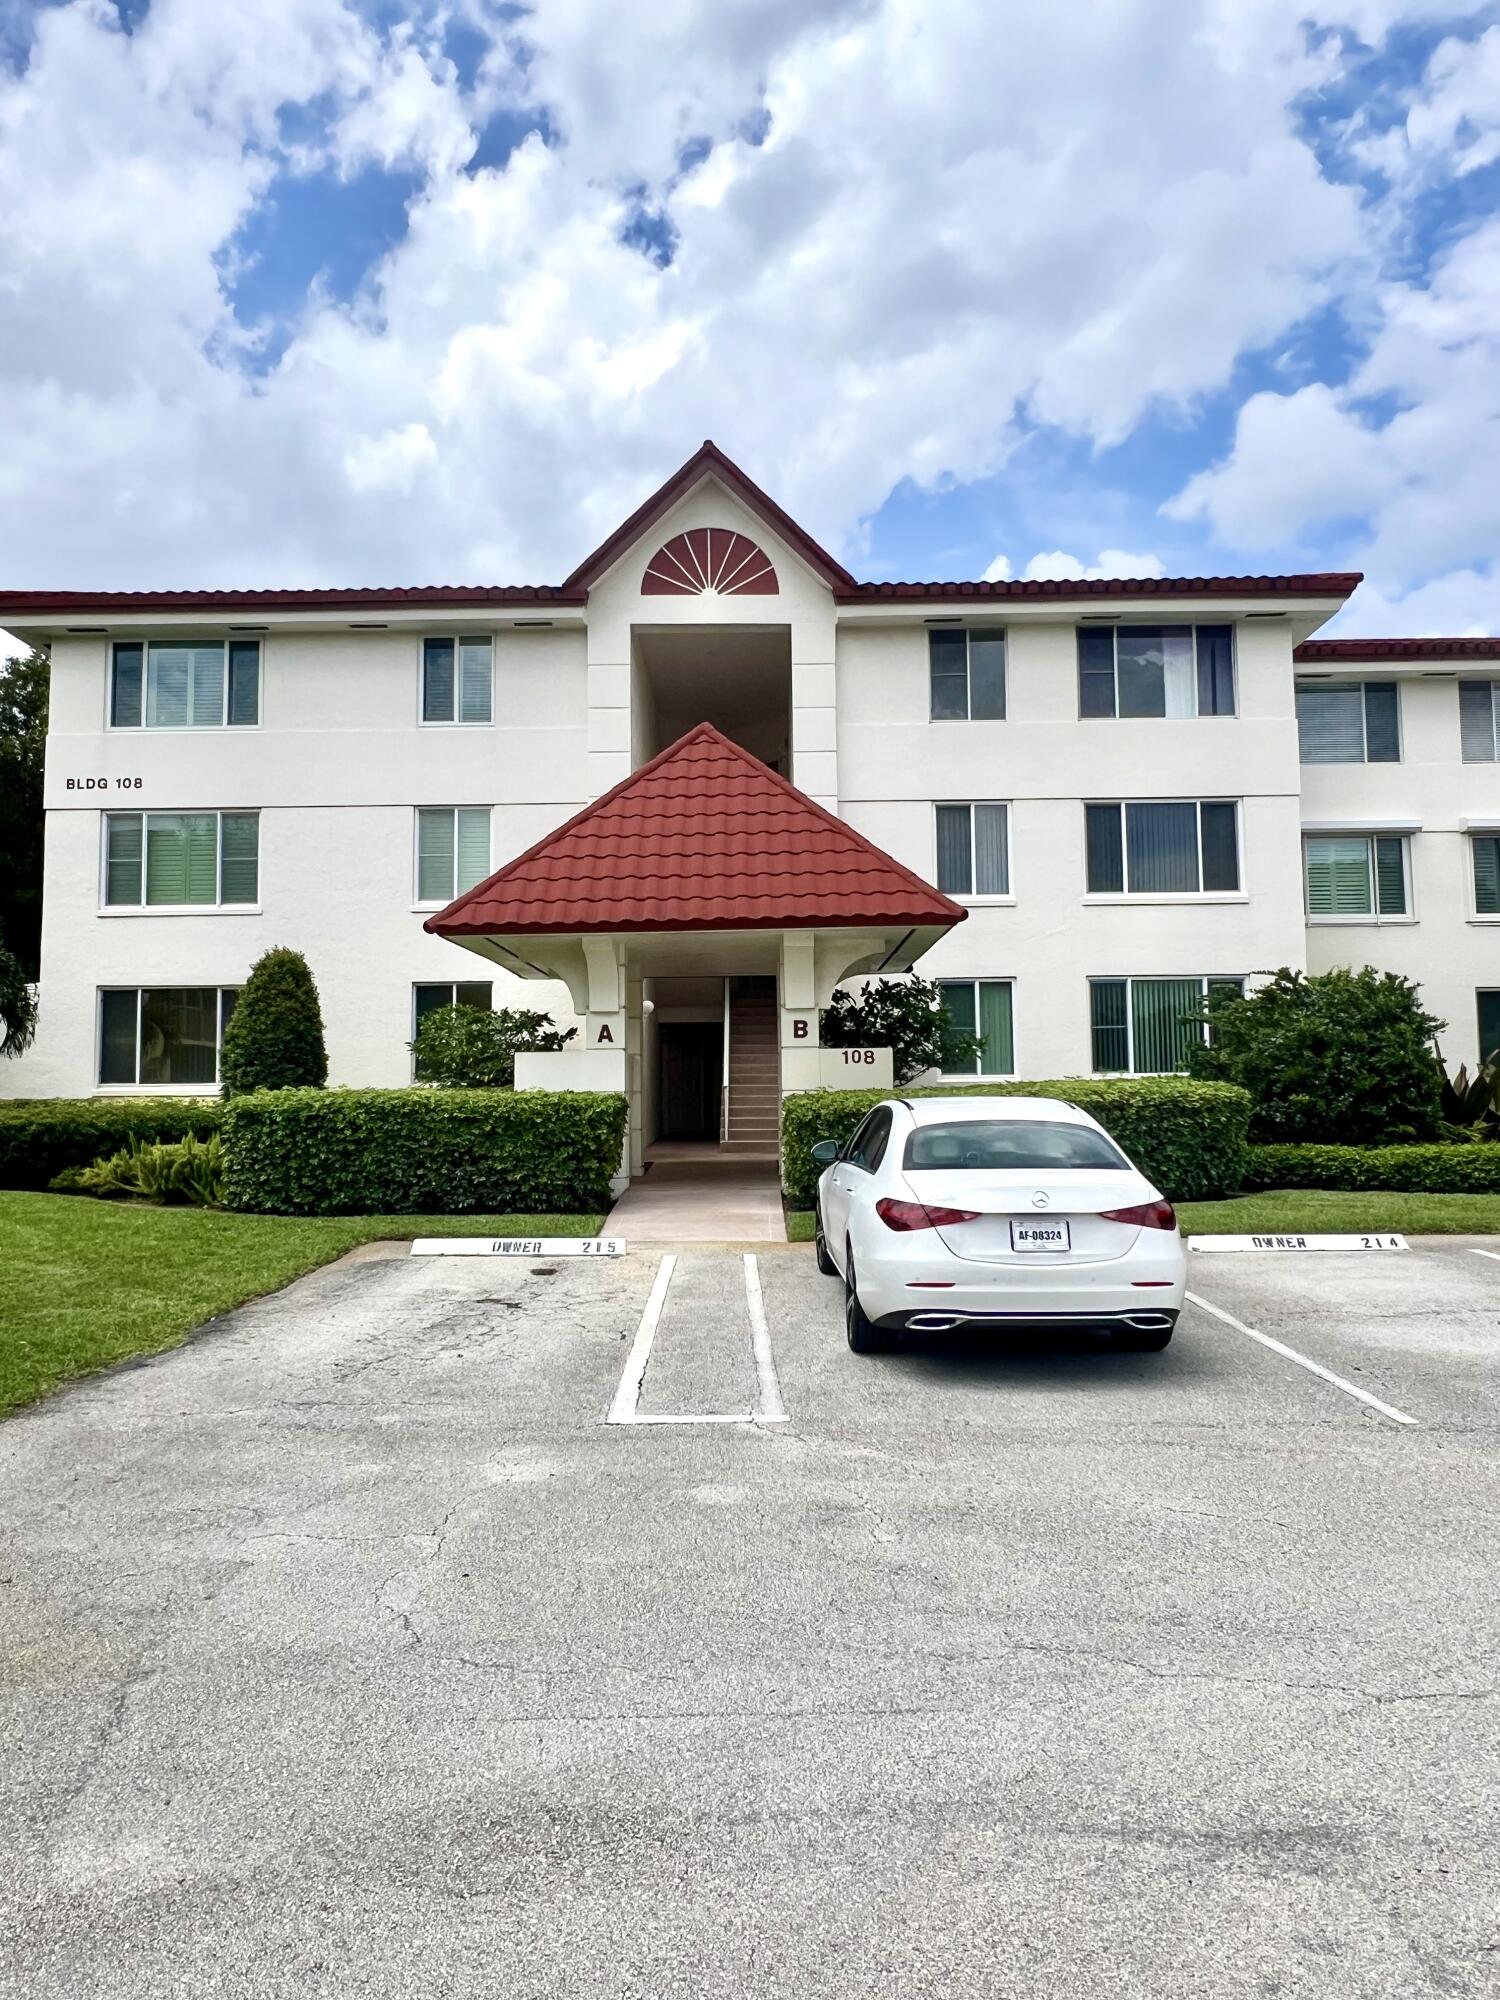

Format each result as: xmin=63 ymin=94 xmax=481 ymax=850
xmin=0 ymin=1194 xmax=603 ymax=1414
xmin=785 ymin=1191 xmax=1500 ymax=1244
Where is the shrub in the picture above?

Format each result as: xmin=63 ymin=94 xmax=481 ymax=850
xmin=0 ymin=1097 xmax=222 ymax=1189
xmin=223 ymin=1087 xmax=627 ymax=1215
xmin=54 ymin=1132 xmax=226 ymax=1205
xmin=781 ymin=1077 xmax=1251 ymax=1207
xmin=220 ymin=946 xmax=328 ymax=1095
xmin=0 ymin=938 xmax=37 ymax=1058
xmin=411 ymin=1004 xmax=575 ymax=1087
xmin=1186 ymin=967 xmax=1443 ymax=1144
xmin=1243 ymin=1143 xmax=1500 ymax=1194
xmin=1438 ymin=1054 xmax=1500 ymax=1138
xmin=821 ymin=975 xmax=981 ymax=1086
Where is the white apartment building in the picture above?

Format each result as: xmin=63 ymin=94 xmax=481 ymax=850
xmin=4 ymin=442 xmax=1498 ymax=1176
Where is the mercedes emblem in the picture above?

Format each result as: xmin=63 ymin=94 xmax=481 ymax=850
xmin=1031 ymin=1190 xmax=1050 ymax=1210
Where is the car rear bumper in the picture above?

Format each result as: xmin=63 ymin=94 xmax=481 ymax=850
xmin=872 ymin=1305 xmax=1180 ymax=1335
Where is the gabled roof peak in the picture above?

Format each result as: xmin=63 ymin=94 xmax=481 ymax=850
xmin=561 ymin=441 xmax=857 ymax=596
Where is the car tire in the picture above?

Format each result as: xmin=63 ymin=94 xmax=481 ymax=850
xmin=1117 ymin=1323 xmax=1174 ymax=1352
xmin=814 ymin=1204 xmax=839 ymax=1277
xmin=844 ymin=1247 xmax=891 ymax=1354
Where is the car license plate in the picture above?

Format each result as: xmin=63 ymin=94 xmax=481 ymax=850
xmin=1011 ymin=1220 xmax=1071 ymax=1252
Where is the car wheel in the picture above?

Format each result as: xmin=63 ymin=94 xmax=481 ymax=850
xmin=814 ymin=1204 xmax=839 ymax=1277
xmin=844 ymin=1247 xmax=891 ymax=1354
xmin=1117 ymin=1323 xmax=1174 ymax=1352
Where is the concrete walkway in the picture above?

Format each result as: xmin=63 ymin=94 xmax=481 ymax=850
xmin=609 ymin=1161 xmax=787 ymax=1242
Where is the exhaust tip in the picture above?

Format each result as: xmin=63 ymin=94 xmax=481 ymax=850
xmin=907 ymin=1312 xmax=963 ymax=1332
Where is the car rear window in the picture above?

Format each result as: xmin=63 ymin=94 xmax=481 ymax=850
xmin=904 ymin=1120 xmax=1129 ymax=1171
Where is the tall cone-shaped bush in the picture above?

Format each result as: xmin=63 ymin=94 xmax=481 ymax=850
xmin=220 ymin=946 xmax=328 ymax=1095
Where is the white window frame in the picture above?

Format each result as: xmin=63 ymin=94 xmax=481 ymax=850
xmin=936 ymin=976 xmax=1017 ymax=1079
xmin=414 ymin=806 xmax=492 ymax=907
xmin=1301 ymin=832 xmax=1412 ymax=926
xmin=410 ymin=980 xmax=495 ymax=1077
xmin=108 ymin=639 xmax=261 ymax=732
xmin=1088 ymin=975 xmax=1246 ymax=1076
xmin=419 ymin=634 xmax=495 ymax=727
xmin=1077 ymin=624 xmax=1238 ymax=719
xmin=1459 ymin=679 xmax=1500 ymax=762
xmin=933 ymin=802 xmax=1013 ymax=901
xmin=1470 ymin=832 xmax=1500 ymax=922
xmin=927 ymin=626 xmax=1007 ymax=722
xmin=95 ymin=986 xmax=240 ymax=1093
xmin=1295 ymin=678 xmax=1403 ymax=765
xmin=1083 ymin=799 xmax=1244 ymax=901
xmin=99 ymin=810 xmax=261 ymax=915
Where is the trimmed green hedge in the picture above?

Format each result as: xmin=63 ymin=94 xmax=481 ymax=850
xmin=0 ymin=1098 xmax=223 ymax=1190
xmin=782 ymin=1078 xmax=1251 ymax=1206
xmin=223 ymin=1087 xmax=627 ymax=1215
xmin=1244 ymin=1142 xmax=1500 ymax=1194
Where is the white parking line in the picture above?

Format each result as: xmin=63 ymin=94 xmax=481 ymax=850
xmin=1185 ymin=1290 xmax=1419 ymax=1428
xmin=604 ymin=1251 xmax=790 ymax=1427
xmin=1468 ymin=1249 xmax=1500 ymax=1262
xmin=743 ymin=1253 xmax=788 ymax=1423
xmin=606 ymin=1253 xmax=676 ymax=1424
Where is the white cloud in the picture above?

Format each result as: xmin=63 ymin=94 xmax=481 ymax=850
xmin=0 ymin=0 xmax=1493 ymax=612
xmin=1021 ymin=550 xmax=1167 ymax=582
xmin=980 ymin=553 xmax=1012 ymax=583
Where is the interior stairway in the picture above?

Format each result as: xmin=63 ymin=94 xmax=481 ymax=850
xmin=723 ymin=985 xmax=780 ymax=1158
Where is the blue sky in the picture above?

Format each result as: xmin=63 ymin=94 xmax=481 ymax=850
xmin=2 ymin=0 xmax=1500 ymax=632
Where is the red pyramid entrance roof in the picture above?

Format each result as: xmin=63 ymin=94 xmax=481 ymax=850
xmin=424 ymin=723 xmax=967 ymax=936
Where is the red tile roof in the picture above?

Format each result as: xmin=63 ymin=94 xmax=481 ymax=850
xmin=425 ymin=723 xmax=967 ymax=936
xmin=0 ymin=585 xmax=582 ymax=615
xmin=1295 ymin=637 xmax=1500 ymax=662
xmin=838 ymin=573 xmax=1362 ymax=603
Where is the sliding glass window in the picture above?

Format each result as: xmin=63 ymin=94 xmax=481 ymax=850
xmin=1303 ymin=834 xmax=1407 ymax=920
xmin=98 ymin=988 xmax=239 ymax=1087
xmin=1089 ymin=976 xmax=1245 ymax=1075
xmin=1077 ymin=624 xmax=1235 ymax=718
xmin=104 ymin=812 xmax=258 ymax=907
xmin=934 ymin=803 xmax=1010 ymax=896
xmin=938 ymin=979 xmax=1015 ymax=1075
xmin=1085 ymin=801 xmax=1239 ymax=894
xmin=1295 ymin=680 xmax=1400 ymax=764
xmin=111 ymin=641 xmax=259 ymax=729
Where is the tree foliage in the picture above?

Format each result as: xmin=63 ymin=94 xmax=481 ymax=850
xmin=820 ymin=974 xmax=981 ymax=1086
xmin=410 ymin=1004 xmax=575 ymax=1087
xmin=0 ymin=651 xmax=49 ymax=979
xmin=0 ymin=938 xmax=38 ymax=1058
xmin=220 ymin=947 xmax=328 ymax=1095
xmin=1185 ymin=966 xmax=1444 ymax=1144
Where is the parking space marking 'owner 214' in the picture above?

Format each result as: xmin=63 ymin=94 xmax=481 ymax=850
xmin=1189 ymin=1233 xmax=1408 ymax=1254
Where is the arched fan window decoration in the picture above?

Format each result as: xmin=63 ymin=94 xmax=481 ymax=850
xmin=642 ymin=529 xmax=779 ymax=596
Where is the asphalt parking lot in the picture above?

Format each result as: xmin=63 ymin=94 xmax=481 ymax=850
xmin=2 ymin=1237 xmax=1497 ymax=1998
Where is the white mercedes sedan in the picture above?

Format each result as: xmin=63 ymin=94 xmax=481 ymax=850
xmin=811 ymin=1095 xmax=1186 ymax=1354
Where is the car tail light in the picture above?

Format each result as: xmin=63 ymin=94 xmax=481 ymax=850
xmin=1099 ymin=1199 xmax=1178 ymax=1231
xmin=875 ymin=1197 xmax=980 ymax=1232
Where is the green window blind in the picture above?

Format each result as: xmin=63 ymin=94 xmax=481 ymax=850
xmin=938 ymin=980 xmax=977 ymax=1071
xmin=459 ymin=640 xmax=492 ymax=723
xmin=1374 ymin=837 xmax=1406 ymax=915
xmin=1305 ymin=836 xmax=1372 ymax=916
xmin=219 ymin=813 xmax=259 ymax=904
xmin=105 ymin=815 xmax=143 ymax=904
xmin=1130 ymin=978 xmax=1204 ymax=1074
xmin=1089 ymin=980 xmax=1129 ymax=1072
xmin=1475 ymin=837 xmax=1500 ymax=916
xmin=456 ymin=809 xmax=490 ymax=893
xmin=145 ymin=814 xmax=217 ymax=904
xmin=977 ymin=982 xmax=1013 ymax=1074
xmin=417 ymin=809 xmax=455 ymax=901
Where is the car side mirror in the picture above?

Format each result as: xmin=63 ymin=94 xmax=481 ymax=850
xmin=809 ymin=1139 xmax=840 ymax=1167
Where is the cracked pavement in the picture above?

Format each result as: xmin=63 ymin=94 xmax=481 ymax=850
xmin=1 ymin=1237 xmax=1498 ymax=1997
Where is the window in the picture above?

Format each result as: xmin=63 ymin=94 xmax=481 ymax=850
xmin=103 ymin=812 xmax=258 ymax=908
xmin=111 ymin=641 xmax=259 ymax=728
xmin=1295 ymin=680 xmax=1400 ymax=764
xmin=1459 ymin=680 xmax=1500 ymax=762
xmin=905 ymin=1120 xmax=1128 ymax=1172
xmin=1085 ymin=800 xmax=1239 ymax=894
xmin=422 ymin=637 xmax=493 ymax=724
xmin=1077 ymin=624 xmax=1235 ymax=718
xmin=1089 ymin=976 xmax=1245 ymax=1075
xmin=841 ymin=1107 xmax=893 ymax=1172
xmin=929 ymin=628 xmax=1006 ymax=720
xmin=413 ymin=981 xmax=493 ymax=1034
xmin=1479 ymin=992 xmax=1500 ymax=1063
xmin=1303 ymin=834 xmax=1407 ymax=921
xmin=416 ymin=807 xmax=490 ymax=903
xmin=934 ymin=803 xmax=1010 ymax=896
xmin=938 ymin=979 xmax=1014 ymax=1075
xmin=98 ymin=987 xmax=238 ymax=1087
xmin=1473 ymin=835 xmax=1500 ymax=917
